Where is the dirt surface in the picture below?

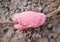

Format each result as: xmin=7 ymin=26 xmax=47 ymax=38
xmin=0 ymin=0 xmax=60 ymax=42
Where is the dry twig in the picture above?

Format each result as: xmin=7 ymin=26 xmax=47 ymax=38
xmin=0 ymin=21 xmax=14 ymax=24
xmin=0 ymin=6 xmax=60 ymax=24
xmin=46 ymin=6 xmax=60 ymax=17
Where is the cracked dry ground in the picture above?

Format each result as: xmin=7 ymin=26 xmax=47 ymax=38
xmin=0 ymin=0 xmax=60 ymax=42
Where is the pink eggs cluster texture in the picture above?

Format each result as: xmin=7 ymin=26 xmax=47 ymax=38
xmin=12 ymin=11 xmax=46 ymax=30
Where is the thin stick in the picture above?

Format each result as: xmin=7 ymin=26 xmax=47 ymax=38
xmin=0 ymin=21 xmax=14 ymax=24
xmin=46 ymin=6 xmax=60 ymax=17
xmin=0 ymin=6 xmax=60 ymax=24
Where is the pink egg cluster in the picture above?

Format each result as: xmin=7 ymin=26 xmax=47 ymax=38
xmin=12 ymin=11 xmax=46 ymax=30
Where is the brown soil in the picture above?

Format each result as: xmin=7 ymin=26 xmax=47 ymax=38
xmin=0 ymin=0 xmax=60 ymax=42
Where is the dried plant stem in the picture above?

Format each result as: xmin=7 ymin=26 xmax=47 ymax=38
xmin=0 ymin=21 xmax=14 ymax=24
xmin=46 ymin=6 xmax=60 ymax=17
xmin=0 ymin=6 xmax=60 ymax=24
